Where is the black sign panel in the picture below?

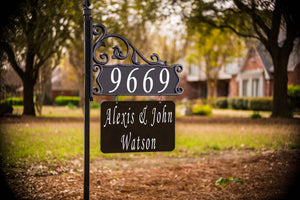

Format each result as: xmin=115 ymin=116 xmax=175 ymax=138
xmin=94 ymin=64 xmax=183 ymax=96
xmin=101 ymin=101 xmax=175 ymax=153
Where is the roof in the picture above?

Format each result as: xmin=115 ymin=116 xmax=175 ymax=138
xmin=252 ymin=43 xmax=300 ymax=74
xmin=1 ymin=66 xmax=22 ymax=88
xmin=256 ymin=44 xmax=273 ymax=76
xmin=187 ymin=64 xmax=232 ymax=82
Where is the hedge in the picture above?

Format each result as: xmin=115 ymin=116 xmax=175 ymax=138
xmin=0 ymin=97 xmax=23 ymax=105
xmin=214 ymin=98 xmax=228 ymax=109
xmin=249 ymin=98 xmax=273 ymax=111
xmin=54 ymin=96 xmax=80 ymax=106
xmin=228 ymin=98 xmax=249 ymax=110
xmin=288 ymin=85 xmax=300 ymax=109
xmin=214 ymin=97 xmax=273 ymax=111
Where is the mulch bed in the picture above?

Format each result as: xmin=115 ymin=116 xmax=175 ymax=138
xmin=2 ymin=149 xmax=300 ymax=200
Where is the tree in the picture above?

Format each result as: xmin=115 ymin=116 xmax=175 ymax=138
xmin=35 ymin=52 xmax=61 ymax=115
xmin=186 ymin=28 xmax=245 ymax=103
xmin=181 ymin=0 xmax=300 ymax=117
xmin=0 ymin=0 xmax=81 ymax=116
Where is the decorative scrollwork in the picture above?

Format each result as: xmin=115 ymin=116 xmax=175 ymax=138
xmin=92 ymin=23 xmax=167 ymax=66
xmin=92 ymin=64 xmax=103 ymax=95
xmin=176 ymin=87 xmax=184 ymax=95
xmin=175 ymin=64 xmax=183 ymax=73
xmin=174 ymin=64 xmax=184 ymax=95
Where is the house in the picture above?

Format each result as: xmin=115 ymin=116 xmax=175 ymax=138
xmin=179 ymin=61 xmax=233 ymax=100
xmin=180 ymin=43 xmax=300 ymax=100
xmin=232 ymin=44 xmax=300 ymax=97
xmin=0 ymin=66 xmax=22 ymax=99
xmin=50 ymin=66 xmax=79 ymax=101
xmin=1 ymin=65 xmax=79 ymax=103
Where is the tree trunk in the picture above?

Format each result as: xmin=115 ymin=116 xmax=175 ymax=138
xmin=271 ymin=48 xmax=289 ymax=117
xmin=43 ymin=72 xmax=53 ymax=105
xmin=206 ymin=80 xmax=213 ymax=105
xmin=213 ymin=79 xmax=218 ymax=97
xmin=23 ymin=78 xmax=35 ymax=116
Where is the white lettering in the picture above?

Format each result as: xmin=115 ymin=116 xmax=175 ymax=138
xmin=103 ymin=105 xmax=135 ymax=128
xmin=104 ymin=108 xmax=111 ymax=127
xmin=141 ymin=138 xmax=145 ymax=150
xmin=131 ymin=138 xmax=136 ymax=150
xmin=121 ymin=132 xmax=131 ymax=150
xmin=120 ymin=132 xmax=156 ymax=151
xmin=139 ymin=106 xmax=148 ymax=125
xmin=151 ymin=104 xmax=173 ymax=126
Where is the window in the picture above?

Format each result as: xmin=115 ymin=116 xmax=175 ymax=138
xmin=252 ymin=78 xmax=260 ymax=97
xmin=242 ymin=80 xmax=248 ymax=96
xmin=189 ymin=64 xmax=197 ymax=76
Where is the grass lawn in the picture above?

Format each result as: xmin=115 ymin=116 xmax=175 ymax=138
xmin=1 ymin=108 xmax=299 ymax=170
xmin=12 ymin=105 xmax=272 ymax=118
xmin=211 ymin=108 xmax=272 ymax=118
xmin=172 ymin=121 xmax=300 ymax=157
xmin=12 ymin=105 xmax=100 ymax=117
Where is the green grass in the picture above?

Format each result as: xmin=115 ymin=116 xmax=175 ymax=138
xmin=12 ymin=105 xmax=100 ymax=117
xmin=13 ymin=105 xmax=273 ymax=118
xmin=0 ymin=123 xmax=84 ymax=168
xmin=211 ymin=108 xmax=272 ymax=118
xmin=168 ymin=122 xmax=300 ymax=157
xmin=1 ymin=117 xmax=299 ymax=170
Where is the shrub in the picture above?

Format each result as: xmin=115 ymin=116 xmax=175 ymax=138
xmin=288 ymin=85 xmax=300 ymax=109
xmin=214 ymin=98 xmax=228 ymax=109
xmin=228 ymin=98 xmax=236 ymax=109
xmin=250 ymin=111 xmax=262 ymax=119
xmin=0 ymin=97 xmax=23 ymax=105
xmin=67 ymin=102 xmax=76 ymax=109
xmin=242 ymin=98 xmax=249 ymax=110
xmin=249 ymin=97 xmax=272 ymax=111
xmin=228 ymin=98 xmax=249 ymax=110
xmin=192 ymin=105 xmax=212 ymax=116
xmin=235 ymin=98 xmax=245 ymax=110
xmin=91 ymin=102 xmax=101 ymax=109
xmin=54 ymin=96 xmax=80 ymax=106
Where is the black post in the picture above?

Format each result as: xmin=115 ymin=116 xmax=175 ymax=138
xmin=83 ymin=0 xmax=92 ymax=199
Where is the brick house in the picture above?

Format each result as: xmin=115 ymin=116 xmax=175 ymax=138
xmin=0 ymin=66 xmax=23 ymax=99
xmin=231 ymin=44 xmax=300 ymax=98
xmin=2 ymin=65 xmax=79 ymax=102
xmin=178 ymin=61 xmax=232 ymax=100
xmin=180 ymin=44 xmax=300 ymax=100
xmin=50 ymin=66 xmax=79 ymax=101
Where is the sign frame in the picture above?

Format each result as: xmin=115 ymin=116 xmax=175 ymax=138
xmin=91 ymin=23 xmax=183 ymax=97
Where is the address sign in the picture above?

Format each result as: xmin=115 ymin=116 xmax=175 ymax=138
xmin=96 ymin=64 xmax=182 ymax=96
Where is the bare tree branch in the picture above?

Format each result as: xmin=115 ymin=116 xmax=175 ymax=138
xmin=0 ymin=41 xmax=24 ymax=79
xmin=233 ymin=0 xmax=270 ymax=40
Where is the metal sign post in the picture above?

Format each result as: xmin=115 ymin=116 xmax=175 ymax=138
xmin=83 ymin=1 xmax=92 ymax=200
xmin=83 ymin=0 xmax=183 ymax=199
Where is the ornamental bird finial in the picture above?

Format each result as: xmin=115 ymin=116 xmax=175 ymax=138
xmin=83 ymin=0 xmax=90 ymax=8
